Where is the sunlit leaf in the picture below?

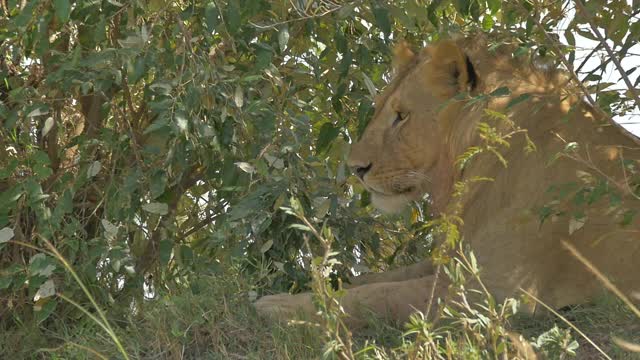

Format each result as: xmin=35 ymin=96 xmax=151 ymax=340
xmin=260 ymin=239 xmax=273 ymax=253
xmin=362 ymin=73 xmax=377 ymax=97
xmin=142 ymin=202 xmax=169 ymax=215
xmin=34 ymin=280 xmax=56 ymax=301
xmin=42 ymin=117 xmax=54 ymax=137
xmin=0 ymin=227 xmax=14 ymax=244
xmin=278 ymin=26 xmax=290 ymax=52
xmin=87 ymin=161 xmax=101 ymax=178
xmin=234 ymin=85 xmax=244 ymax=108
xmin=235 ymin=162 xmax=255 ymax=174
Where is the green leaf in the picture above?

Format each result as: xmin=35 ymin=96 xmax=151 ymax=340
xmin=12 ymin=1 xmax=37 ymax=28
xmin=490 ymin=86 xmax=511 ymax=97
xmin=220 ymin=118 xmax=235 ymax=147
xmin=150 ymin=170 xmax=168 ymax=199
xmin=29 ymin=254 xmax=56 ymax=277
xmin=254 ymin=46 xmax=273 ymax=70
xmin=144 ymin=117 xmax=170 ymax=134
xmin=338 ymin=51 xmax=352 ymax=78
xmin=0 ymin=185 xmax=23 ymax=206
xmin=0 ymin=276 xmax=12 ymax=290
xmin=469 ymin=0 xmax=480 ymax=20
xmin=178 ymin=245 xmax=193 ymax=265
xmin=35 ymin=299 xmax=58 ymax=324
xmin=621 ymin=209 xmax=637 ymax=226
xmin=53 ymin=0 xmax=71 ymax=23
xmin=205 ymin=3 xmax=219 ymax=31
xmin=372 ymin=5 xmax=391 ymax=37
xmin=388 ymin=5 xmax=415 ymax=31
xmin=128 ymin=56 xmax=147 ymax=84
xmin=427 ymin=0 xmax=442 ymax=26
xmin=357 ymin=101 xmax=374 ymax=139
xmin=260 ymin=239 xmax=273 ymax=253
xmin=337 ymin=3 xmax=356 ymax=19
xmin=486 ymin=0 xmax=500 ymax=13
xmin=316 ymin=122 xmax=340 ymax=154
xmin=54 ymin=190 xmax=73 ymax=218
xmin=334 ymin=27 xmax=347 ymax=55
xmin=564 ymin=29 xmax=575 ymax=46
xmin=506 ymin=93 xmax=531 ymax=108
xmin=159 ymin=239 xmax=173 ymax=265
xmin=226 ymin=0 xmax=241 ymax=34
xmin=482 ymin=15 xmax=494 ymax=31
xmin=454 ymin=0 xmax=471 ymax=16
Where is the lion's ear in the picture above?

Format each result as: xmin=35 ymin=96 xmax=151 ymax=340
xmin=392 ymin=41 xmax=415 ymax=74
xmin=424 ymin=40 xmax=477 ymax=99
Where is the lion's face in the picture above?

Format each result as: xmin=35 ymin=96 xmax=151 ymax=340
xmin=348 ymin=41 xmax=477 ymax=212
xmin=348 ymin=69 xmax=444 ymax=212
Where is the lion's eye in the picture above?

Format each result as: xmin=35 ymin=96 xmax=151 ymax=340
xmin=392 ymin=112 xmax=407 ymax=127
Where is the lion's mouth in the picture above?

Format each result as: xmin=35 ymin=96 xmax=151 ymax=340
xmin=356 ymin=171 xmax=427 ymax=204
xmin=367 ymin=187 xmax=420 ymax=213
xmin=362 ymin=180 xmax=419 ymax=197
xmin=367 ymin=185 xmax=418 ymax=197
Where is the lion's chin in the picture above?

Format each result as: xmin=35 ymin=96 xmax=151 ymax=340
xmin=371 ymin=192 xmax=413 ymax=213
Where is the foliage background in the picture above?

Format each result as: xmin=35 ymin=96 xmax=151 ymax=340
xmin=0 ymin=0 xmax=639 ymax=358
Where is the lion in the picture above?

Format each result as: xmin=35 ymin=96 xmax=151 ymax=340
xmin=255 ymin=34 xmax=640 ymax=328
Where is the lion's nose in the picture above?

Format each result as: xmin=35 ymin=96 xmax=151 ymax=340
xmin=352 ymin=163 xmax=372 ymax=179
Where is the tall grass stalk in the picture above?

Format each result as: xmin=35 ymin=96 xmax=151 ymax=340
xmin=37 ymin=234 xmax=131 ymax=360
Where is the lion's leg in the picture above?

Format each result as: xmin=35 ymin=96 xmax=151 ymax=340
xmin=255 ymin=274 xmax=448 ymax=329
xmin=346 ymin=259 xmax=435 ymax=288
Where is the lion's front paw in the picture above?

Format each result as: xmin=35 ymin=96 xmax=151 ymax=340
xmin=254 ymin=292 xmax=315 ymax=322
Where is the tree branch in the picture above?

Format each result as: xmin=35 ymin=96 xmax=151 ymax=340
xmin=574 ymin=0 xmax=640 ymax=110
xmin=79 ymin=93 xmax=107 ymax=139
xmin=532 ymin=13 xmax=640 ymax=146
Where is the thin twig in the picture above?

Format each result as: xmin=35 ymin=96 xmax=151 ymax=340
xmin=575 ymin=42 xmax=603 ymax=74
xmin=424 ymin=265 xmax=441 ymax=320
xmin=573 ymin=0 xmax=640 ymax=110
xmin=531 ymin=15 xmax=640 ymax=146
xmin=37 ymin=340 xmax=109 ymax=360
xmin=182 ymin=212 xmax=222 ymax=239
xmin=248 ymin=1 xmax=356 ymax=30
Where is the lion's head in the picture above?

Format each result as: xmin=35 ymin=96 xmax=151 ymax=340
xmin=348 ymin=39 xmax=481 ymax=213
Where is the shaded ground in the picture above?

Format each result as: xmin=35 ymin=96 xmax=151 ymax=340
xmin=2 ymin=274 xmax=638 ymax=359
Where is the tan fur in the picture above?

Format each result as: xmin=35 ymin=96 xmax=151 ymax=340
xmin=255 ymin=35 xmax=640 ymax=327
